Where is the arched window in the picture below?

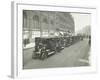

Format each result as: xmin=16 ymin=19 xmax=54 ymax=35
xmin=33 ymin=15 xmax=39 ymax=21
xmin=33 ymin=15 xmax=40 ymax=30
xmin=32 ymin=15 xmax=40 ymax=39
xmin=23 ymin=11 xmax=27 ymax=17
xmin=23 ymin=11 xmax=27 ymax=29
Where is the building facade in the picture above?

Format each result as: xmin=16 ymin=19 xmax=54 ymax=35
xmin=23 ymin=10 xmax=75 ymax=43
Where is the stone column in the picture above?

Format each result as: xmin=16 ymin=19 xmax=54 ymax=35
xmin=39 ymin=12 xmax=42 ymax=37
xmin=27 ymin=11 xmax=32 ymax=42
xmin=47 ymin=12 xmax=50 ymax=36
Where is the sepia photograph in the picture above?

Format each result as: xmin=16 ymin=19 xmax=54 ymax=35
xmin=22 ymin=10 xmax=91 ymax=69
xmin=11 ymin=2 xmax=97 ymax=78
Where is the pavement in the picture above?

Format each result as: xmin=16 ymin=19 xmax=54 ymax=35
xmin=23 ymin=42 xmax=35 ymax=49
xmin=23 ymin=39 xmax=90 ymax=69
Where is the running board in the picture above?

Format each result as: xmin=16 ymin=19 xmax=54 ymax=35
xmin=48 ymin=51 xmax=55 ymax=55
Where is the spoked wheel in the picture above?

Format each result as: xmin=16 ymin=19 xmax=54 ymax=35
xmin=40 ymin=52 xmax=48 ymax=60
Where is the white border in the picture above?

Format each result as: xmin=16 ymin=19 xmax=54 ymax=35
xmin=11 ymin=1 xmax=97 ymax=78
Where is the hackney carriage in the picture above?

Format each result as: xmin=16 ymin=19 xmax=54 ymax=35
xmin=32 ymin=36 xmax=65 ymax=60
xmin=32 ymin=34 xmax=83 ymax=60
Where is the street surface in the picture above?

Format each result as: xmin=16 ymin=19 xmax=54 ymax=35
xmin=23 ymin=39 xmax=90 ymax=69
